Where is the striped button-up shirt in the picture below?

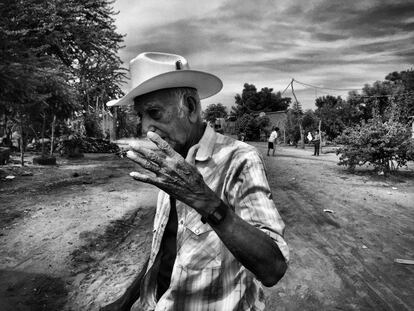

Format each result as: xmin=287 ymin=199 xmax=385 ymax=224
xmin=138 ymin=125 xmax=289 ymax=311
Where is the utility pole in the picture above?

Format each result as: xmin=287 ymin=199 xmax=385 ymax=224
xmin=291 ymin=80 xmax=304 ymax=149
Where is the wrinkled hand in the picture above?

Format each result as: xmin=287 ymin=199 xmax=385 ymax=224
xmin=127 ymin=131 xmax=219 ymax=213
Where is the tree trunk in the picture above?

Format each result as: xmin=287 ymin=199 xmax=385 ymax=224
xmin=114 ymin=107 xmax=118 ymax=140
xmin=3 ymin=112 xmax=6 ymax=137
xmin=19 ymin=117 xmax=24 ymax=166
xmin=41 ymin=113 xmax=46 ymax=156
xmin=299 ymin=122 xmax=304 ymax=149
xmin=50 ymin=114 xmax=56 ymax=155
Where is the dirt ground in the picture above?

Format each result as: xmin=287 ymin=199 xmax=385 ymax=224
xmin=0 ymin=143 xmax=413 ymax=311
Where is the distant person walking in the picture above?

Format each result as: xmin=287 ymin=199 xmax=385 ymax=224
xmin=313 ymin=130 xmax=320 ymax=156
xmin=267 ymin=126 xmax=279 ymax=156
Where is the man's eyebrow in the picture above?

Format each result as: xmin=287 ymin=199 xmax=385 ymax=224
xmin=136 ymin=101 xmax=160 ymax=111
xmin=145 ymin=103 xmax=162 ymax=111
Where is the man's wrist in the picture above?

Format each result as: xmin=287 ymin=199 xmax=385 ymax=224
xmin=200 ymin=200 xmax=228 ymax=225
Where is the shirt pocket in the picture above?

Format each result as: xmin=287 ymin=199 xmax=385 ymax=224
xmin=179 ymin=221 xmax=222 ymax=270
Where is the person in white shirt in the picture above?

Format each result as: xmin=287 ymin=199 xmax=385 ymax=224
xmin=267 ymin=126 xmax=279 ymax=156
xmin=307 ymin=131 xmax=313 ymax=144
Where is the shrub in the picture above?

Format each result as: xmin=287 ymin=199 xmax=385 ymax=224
xmin=57 ymin=135 xmax=120 ymax=157
xmin=33 ymin=155 xmax=57 ymax=165
xmin=336 ymin=116 xmax=414 ymax=173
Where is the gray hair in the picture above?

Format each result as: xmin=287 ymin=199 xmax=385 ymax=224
xmin=166 ymin=87 xmax=200 ymax=108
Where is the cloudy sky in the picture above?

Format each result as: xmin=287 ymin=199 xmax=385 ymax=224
xmin=112 ymin=0 xmax=414 ymax=111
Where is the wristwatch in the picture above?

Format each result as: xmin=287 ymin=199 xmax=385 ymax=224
xmin=201 ymin=201 xmax=228 ymax=225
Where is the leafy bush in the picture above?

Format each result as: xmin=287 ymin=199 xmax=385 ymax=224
xmin=57 ymin=135 xmax=120 ymax=157
xmin=33 ymin=155 xmax=57 ymax=165
xmin=336 ymin=116 xmax=414 ymax=173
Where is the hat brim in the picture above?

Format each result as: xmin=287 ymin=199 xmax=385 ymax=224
xmin=107 ymin=70 xmax=222 ymax=107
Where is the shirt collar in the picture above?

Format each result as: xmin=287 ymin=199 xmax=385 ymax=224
xmin=194 ymin=124 xmax=216 ymax=162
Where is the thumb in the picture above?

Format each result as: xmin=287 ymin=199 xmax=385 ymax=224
xmin=185 ymin=144 xmax=200 ymax=165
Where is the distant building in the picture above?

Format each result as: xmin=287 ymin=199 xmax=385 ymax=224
xmin=223 ymin=116 xmax=237 ymax=134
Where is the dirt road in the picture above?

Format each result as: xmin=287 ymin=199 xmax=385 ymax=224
xmin=0 ymin=145 xmax=413 ymax=310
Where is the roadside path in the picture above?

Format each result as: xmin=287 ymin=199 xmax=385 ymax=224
xmin=254 ymin=144 xmax=414 ymax=311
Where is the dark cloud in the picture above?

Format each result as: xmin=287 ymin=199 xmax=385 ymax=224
xmin=124 ymin=19 xmax=235 ymax=59
xmin=307 ymin=0 xmax=414 ymax=38
xmin=393 ymin=49 xmax=414 ymax=63
xmin=313 ymin=32 xmax=349 ymax=42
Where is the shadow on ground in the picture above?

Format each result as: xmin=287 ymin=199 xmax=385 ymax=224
xmin=0 ymin=270 xmax=67 ymax=311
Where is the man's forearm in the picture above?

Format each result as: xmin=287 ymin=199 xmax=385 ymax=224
xmin=206 ymin=203 xmax=287 ymax=287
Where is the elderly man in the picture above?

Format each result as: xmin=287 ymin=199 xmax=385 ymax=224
xmin=103 ymin=52 xmax=289 ymax=311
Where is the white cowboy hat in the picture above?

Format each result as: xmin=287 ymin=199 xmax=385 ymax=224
xmin=107 ymin=52 xmax=223 ymax=107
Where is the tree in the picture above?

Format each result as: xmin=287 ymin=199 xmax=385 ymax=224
xmin=287 ymin=89 xmax=305 ymax=147
xmin=0 ymin=0 xmax=125 ymax=164
xmin=302 ymin=109 xmax=319 ymax=136
xmin=203 ymin=103 xmax=228 ymax=124
xmin=232 ymin=83 xmax=258 ymax=117
xmin=231 ymin=83 xmax=291 ymax=117
xmin=314 ymin=95 xmax=357 ymax=141
xmin=384 ymin=69 xmax=414 ymax=123
xmin=285 ymin=108 xmax=302 ymax=146
xmin=346 ymin=69 xmax=414 ymax=123
xmin=336 ymin=115 xmax=414 ymax=174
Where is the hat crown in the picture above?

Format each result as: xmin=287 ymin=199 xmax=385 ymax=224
xmin=106 ymin=51 xmax=222 ymax=107
xmin=130 ymin=52 xmax=190 ymax=91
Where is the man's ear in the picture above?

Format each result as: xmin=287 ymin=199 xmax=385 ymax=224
xmin=185 ymin=95 xmax=200 ymax=123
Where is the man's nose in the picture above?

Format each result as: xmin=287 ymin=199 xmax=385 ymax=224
xmin=141 ymin=119 xmax=155 ymax=136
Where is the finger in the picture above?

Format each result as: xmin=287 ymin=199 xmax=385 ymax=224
xmin=185 ymin=143 xmax=200 ymax=165
xmin=126 ymin=150 xmax=159 ymax=171
xmin=130 ymin=171 xmax=159 ymax=185
xmin=129 ymin=142 xmax=164 ymax=165
xmin=147 ymin=131 xmax=177 ymax=158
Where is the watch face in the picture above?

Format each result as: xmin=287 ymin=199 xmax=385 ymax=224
xmin=212 ymin=210 xmax=223 ymax=221
xmin=201 ymin=202 xmax=227 ymax=225
xmin=209 ymin=209 xmax=226 ymax=225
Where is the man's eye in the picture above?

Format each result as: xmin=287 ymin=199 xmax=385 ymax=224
xmin=147 ymin=109 xmax=162 ymax=120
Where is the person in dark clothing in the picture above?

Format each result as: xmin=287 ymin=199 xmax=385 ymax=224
xmin=313 ymin=130 xmax=320 ymax=156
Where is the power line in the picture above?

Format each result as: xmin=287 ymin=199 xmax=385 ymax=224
xmin=280 ymin=79 xmax=293 ymax=96
xmin=293 ymin=79 xmax=363 ymax=92
xmin=283 ymin=78 xmax=414 ymax=99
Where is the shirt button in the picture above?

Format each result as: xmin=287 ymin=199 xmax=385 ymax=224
xmin=179 ymin=219 xmax=184 ymax=225
xmin=195 ymin=229 xmax=200 ymax=234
